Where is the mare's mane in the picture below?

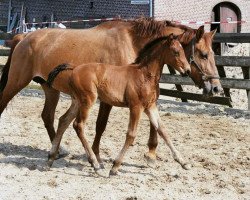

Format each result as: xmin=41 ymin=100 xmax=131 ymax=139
xmin=133 ymin=36 xmax=173 ymax=66
xmin=130 ymin=17 xmax=167 ymax=37
xmin=164 ymin=20 xmax=196 ymax=45
xmin=164 ymin=20 xmax=193 ymax=31
xmin=129 ymin=18 xmax=196 ymax=45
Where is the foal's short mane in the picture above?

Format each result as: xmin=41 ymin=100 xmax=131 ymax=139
xmin=133 ymin=36 xmax=173 ymax=66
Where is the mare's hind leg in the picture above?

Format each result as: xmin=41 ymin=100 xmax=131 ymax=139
xmin=47 ymin=98 xmax=79 ymax=167
xmin=110 ymin=106 xmax=142 ymax=176
xmin=92 ymin=102 xmax=112 ymax=168
xmin=41 ymin=84 xmax=69 ymax=158
xmin=144 ymin=123 xmax=158 ymax=168
xmin=145 ymin=104 xmax=191 ymax=170
xmin=0 ymin=76 xmax=31 ymax=115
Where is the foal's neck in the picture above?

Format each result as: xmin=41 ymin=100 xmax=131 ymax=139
xmin=139 ymin=49 xmax=168 ymax=82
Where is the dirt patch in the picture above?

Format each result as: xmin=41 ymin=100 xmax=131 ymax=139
xmin=0 ymin=94 xmax=249 ymax=199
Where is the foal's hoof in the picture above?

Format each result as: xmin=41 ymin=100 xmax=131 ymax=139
xmin=144 ymin=153 xmax=157 ymax=169
xmin=109 ymin=169 xmax=118 ymax=176
xmin=182 ymin=163 xmax=192 ymax=170
xmin=95 ymin=168 xmax=107 ymax=177
xmin=99 ymin=162 xmax=105 ymax=169
xmin=44 ymin=165 xmax=51 ymax=171
xmin=56 ymin=147 xmax=70 ymax=160
xmin=47 ymin=159 xmax=54 ymax=168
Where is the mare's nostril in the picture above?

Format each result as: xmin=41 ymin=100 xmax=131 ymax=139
xmin=181 ymin=72 xmax=188 ymax=77
xmin=186 ymin=69 xmax=191 ymax=75
xmin=213 ymin=86 xmax=219 ymax=93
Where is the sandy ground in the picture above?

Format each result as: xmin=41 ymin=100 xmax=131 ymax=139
xmin=0 ymin=94 xmax=249 ymax=200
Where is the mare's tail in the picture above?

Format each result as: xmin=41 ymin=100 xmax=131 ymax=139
xmin=47 ymin=63 xmax=73 ymax=87
xmin=0 ymin=33 xmax=27 ymax=93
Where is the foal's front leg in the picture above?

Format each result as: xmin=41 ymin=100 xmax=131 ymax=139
xmin=145 ymin=104 xmax=191 ymax=170
xmin=110 ymin=106 xmax=142 ymax=176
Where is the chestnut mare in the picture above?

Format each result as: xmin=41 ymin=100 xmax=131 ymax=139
xmin=47 ymin=35 xmax=191 ymax=175
xmin=0 ymin=18 xmax=221 ymax=167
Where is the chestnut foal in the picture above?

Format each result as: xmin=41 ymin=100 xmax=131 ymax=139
xmin=47 ymin=34 xmax=191 ymax=175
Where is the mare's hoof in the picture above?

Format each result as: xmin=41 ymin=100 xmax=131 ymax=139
xmin=109 ymin=169 xmax=118 ymax=176
xmin=144 ymin=153 xmax=157 ymax=169
xmin=55 ymin=147 xmax=70 ymax=160
xmin=182 ymin=163 xmax=192 ymax=170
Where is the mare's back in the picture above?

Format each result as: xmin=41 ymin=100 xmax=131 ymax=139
xmin=13 ymin=22 xmax=136 ymax=71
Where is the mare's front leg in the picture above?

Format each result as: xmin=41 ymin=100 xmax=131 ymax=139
xmin=92 ymin=102 xmax=113 ymax=168
xmin=110 ymin=106 xmax=142 ymax=176
xmin=145 ymin=104 xmax=191 ymax=170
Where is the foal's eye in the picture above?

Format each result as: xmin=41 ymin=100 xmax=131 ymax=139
xmin=200 ymin=52 xmax=208 ymax=60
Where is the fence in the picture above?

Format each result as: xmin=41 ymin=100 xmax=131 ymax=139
xmin=160 ymin=33 xmax=250 ymax=110
xmin=0 ymin=32 xmax=250 ymax=110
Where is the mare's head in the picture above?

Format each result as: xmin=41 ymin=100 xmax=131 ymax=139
xmin=130 ymin=18 xmax=222 ymax=96
xmin=174 ymin=23 xmax=222 ymax=96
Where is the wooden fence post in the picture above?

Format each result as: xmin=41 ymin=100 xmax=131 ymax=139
xmin=248 ymin=43 xmax=250 ymax=110
xmin=167 ymin=66 xmax=188 ymax=102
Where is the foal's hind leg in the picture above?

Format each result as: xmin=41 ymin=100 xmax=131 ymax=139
xmin=47 ymin=98 xmax=79 ymax=167
xmin=92 ymin=102 xmax=112 ymax=168
xmin=41 ymin=84 xmax=69 ymax=158
xmin=145 ymin=104 xmax=191 ymax=170
xmin=144 ymin=123 xmax=158 ymax=168
xmin=73 ymin=106 xmax=104 ymax=175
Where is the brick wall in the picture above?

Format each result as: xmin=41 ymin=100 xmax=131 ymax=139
xmin=154 ymin=0 xmax=250 ymax=33
xmin=0 ymin=0 xmax=149 ymax=29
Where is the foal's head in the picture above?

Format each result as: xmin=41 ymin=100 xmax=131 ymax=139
xmin=164 ymin=34 xmax=191 ymax=76
xmin=134 ymin=34 xmax=190 ymax=76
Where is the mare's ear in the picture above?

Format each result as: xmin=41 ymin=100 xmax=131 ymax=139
xmin=209 ymin=28 xmax=217 ymax=39
xmin=177 ymin=31 xmax=186 ymax=41
xmin=196 ymin=25 xmax=205 ymax=42
xmin=165 ymin=20 xmax=172 ymax=26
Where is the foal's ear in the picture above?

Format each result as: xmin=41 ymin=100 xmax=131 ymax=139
xmin=167 ymin=33 xmax=174 ymax=45
xmin=196 ymin=25 xmax=205 ymax=42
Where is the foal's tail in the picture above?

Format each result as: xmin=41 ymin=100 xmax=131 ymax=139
xmin=0 ymin=33 xmax=27 ymax=93
xmin=47 ymin=63 xmax=73 ymax=87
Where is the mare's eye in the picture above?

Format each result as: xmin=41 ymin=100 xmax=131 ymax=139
xmin=174 ymin=51 xmax=179 ymax=56
xmin=200 ymin=52 xmax=208 ymax=60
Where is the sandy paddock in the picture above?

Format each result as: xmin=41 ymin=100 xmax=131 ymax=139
xmin=0 ymin=93 xmax=249 ymax=200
